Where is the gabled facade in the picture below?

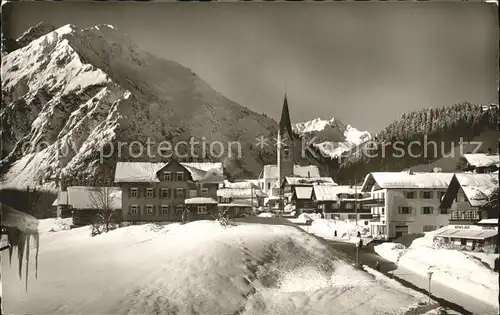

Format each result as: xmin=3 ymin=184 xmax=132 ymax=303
xmin=114 ymin=160 xmax=223 ymax=222
xmin=312 ymin=185 xmax=370 ymax=220
xmin=259 ymin=165 xmax=321 ymax=197
xmin=361 ymin=171 xmax=454 ymax=239
xmin=440 ymin=173 xmax=498 ymax=225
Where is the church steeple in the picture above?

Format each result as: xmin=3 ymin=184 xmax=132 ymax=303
xmin=279 ymin=94 xmax=294 ymax=140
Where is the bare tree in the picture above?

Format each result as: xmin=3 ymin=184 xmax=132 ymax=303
xmin=89 ymin=187 xmax=119 ymax=236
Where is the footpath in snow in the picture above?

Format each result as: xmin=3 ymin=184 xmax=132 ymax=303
xmin=4 ymin=218 xmax=435 ymax=315
xmin=374 ymin=227 xmax=499 ymax=313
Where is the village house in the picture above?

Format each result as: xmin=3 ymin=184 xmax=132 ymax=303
xmin=217 ymin=180 xmax=267 ymax=217
xmin=259 ymin=164 xmax=321 ymax=197
xmin=312 ymin=185 xmax=371 ymax=221
xmin=61 ymin=186 xmax=122 ymax=227
xmin=435 ymin=173 xmax=498 ymax=252
xmin=114 ymin=160 xmax=223 ymax=223
xmin=281 ymin=176 xmax=337 ymax=206
xmin=360 ymin=170 xmax=454 ymax=240
xmin=52 ymin=190 xmax=71 ymax=218
xmin=460 ymin=152 xmax=499 ymax=173
xmin=290 ymin=186 xmax=314 ymax=212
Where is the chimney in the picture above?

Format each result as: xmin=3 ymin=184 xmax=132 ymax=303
xmin=406 ymin=168 xmax=414 ymax=175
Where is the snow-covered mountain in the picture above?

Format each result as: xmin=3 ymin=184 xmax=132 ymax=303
xmin=1 ymin=24 xmax=277 ymax=191
xmin=293 ymin=117 xmax=372 ymax=159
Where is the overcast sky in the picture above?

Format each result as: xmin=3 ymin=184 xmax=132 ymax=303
xmin=3 ymin=2 xmax=498 ymax=132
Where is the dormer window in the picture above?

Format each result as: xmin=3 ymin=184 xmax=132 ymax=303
xmin=163 ymin=171 xmax=172 ymax=181
xmin=176 ymin=172 xmax=184 ymax=181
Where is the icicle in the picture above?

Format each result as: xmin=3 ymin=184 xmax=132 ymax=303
xmin=17 ymin=232 xmax=26 ymax=279
xmin=25 ymin=235 xmax=30 ymax=291
xmin=34 ymin=232 xmax=39 ymax=279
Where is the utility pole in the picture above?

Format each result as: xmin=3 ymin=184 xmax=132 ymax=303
xmin=355 ymin=239 xmax=360 ymax=268
xmin=427 ymin=271 xmax=433 ymax=305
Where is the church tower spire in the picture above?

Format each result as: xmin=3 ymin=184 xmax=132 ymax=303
xmin=277 ymin=93 xmax=295 ymax=214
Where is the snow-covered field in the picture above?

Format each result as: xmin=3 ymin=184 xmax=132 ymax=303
xmin=374 ymin=229 xmax=499 ymax=309
xmin=290 ymin=214 xmax=371 ymax=244
xmin=3 ymin=218 xmax=433 ymax=314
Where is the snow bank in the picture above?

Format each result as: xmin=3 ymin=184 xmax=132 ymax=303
xmin=374 ymin=242 xmax=407 ymax=263
xmin=37 ymin=218 xmax=73 ymax=233
xmin=4 ymin=221 xmax=430 ymax=314
xmin=258 ymin=212 xmax=275 ymax=218
xmin=374 ymin=230 xmax=499 ymax=309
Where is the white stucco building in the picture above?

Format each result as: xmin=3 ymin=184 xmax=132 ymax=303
xmin=361 ymin=170 xmax=454 ymax=239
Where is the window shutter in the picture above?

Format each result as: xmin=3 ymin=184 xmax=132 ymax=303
xmin=128 ymin=205 xmax=131 ymax=215
xmin=137 ymin=188 xmax=141 ymax=198
xmin=128 ymin=188 xmax=132 ymax=197
xmin=174 ymin=189 xmax=177 ymax=198
xmin=153 ymin=205 xmax=156 ymax=215
xmin=153 ymin=188 xmax=156 ymax=198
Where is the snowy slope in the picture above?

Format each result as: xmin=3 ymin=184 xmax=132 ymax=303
xmin=293 ymin=117 xmax=372 ymax=158
xmin=1 ymin=24 xmax=278 ymax=191
xmin=3 ymin=219 xmax=434 ymax=314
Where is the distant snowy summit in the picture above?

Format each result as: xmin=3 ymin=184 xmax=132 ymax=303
xmin=293 ymin=117 xmax=372 ymax=158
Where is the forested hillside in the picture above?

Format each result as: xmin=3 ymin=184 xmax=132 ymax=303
xmin=308 ymin=102 xmax=498 ymax=183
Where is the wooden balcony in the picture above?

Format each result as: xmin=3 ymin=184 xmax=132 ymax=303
xmin=359 ymin=198 xmax=385 ymax=207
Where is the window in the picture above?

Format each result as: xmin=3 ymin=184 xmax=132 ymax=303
xmin=381 ymin=208 xmax=385 ymax=215
xmin=130 ymin=188 xmax=138 ymax=198
xmin=399 ymin=206 xmax=412 ymax=214
xmin=176 ymin=172 xmax=184 ymax=181
xmin=163 ymin=171 xmax=172 ymax=181
xmin=176 ymin=204 xmax=184 ymax=215
xmin=421 ymin=207 xmax=433 ymax=215
xmin=345 ymin=202 xmax=353 ymax=209
xmin=146 ymin=205 xmax=154 ymax=216
xmin=197 ymin=206 xmax=208 ymax=214
xmin=268 ymin=182 xmax=271 ymax=190
xmin=130 ymin=205 xmax=139 ymax=215
xmin=380 ymin=192 xmax=385 ymax=199
xmin=146 ymin=188 xmax=154 ymax=198
xmin=189 ymin=190 xmax=198 ymax=197
xmin=175 ymin=188 xmax=185 ymax=198
xmin=405 ymin=191 xmax=415 ymax=199
xmin=422 ymin=191 xmax=433 ymax=199
xmin=201 ymin=188 xmax=208 ymax=197
xmin=440 ymin=208 xmax=448 ymax=215
xmin=161 ymin=188 xmax=170 ymax=198
xmin=161 ymin=205 xmax=169 ymax=216
xmin=347 ymin=214 xmax=357 ymax=220
xmin=423 ymin=225 xmax=436 ymax=232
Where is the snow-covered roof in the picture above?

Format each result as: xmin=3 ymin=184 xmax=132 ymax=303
xmin=361 ymin=172 xmax=454 ymax=191
xmin=219 ymin=198 xmax=258 ymax=207
xmin=294 ymin=187 xmax=313 ymax=199
xmin=477 ymin=218 xmax=498 ymax=225
xmin=284 ymin=177 xmax=337 ymax=186
xmin=313 ymin=185 xmax=365 ymax=201
xmin=463 ymin=154 xmax=500 ymax=168
xmin=261 ymin=164 xmax=320 ymax=179
xmin=184 ymin=197 xmax=218 ymax=205
xmin=454 ymin=173 xmax=499 ymax=207
xmin=114 ymin=161 xmax=223 ymax=183
xmin=222 ymin=180 xmax=260 ymax=189
xmin=67 ymin=186 xmax=121 ymax=210
xmin=435 ymin=228 xmax=497 ymax=240
xmin=217 ymin=188 xmax=267 ymax=198
xmin=52 ymin=191 xmax=68 ymax=206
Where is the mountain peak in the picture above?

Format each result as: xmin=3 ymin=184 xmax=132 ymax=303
xmin=1 ymin=23 xmax=278 ymax=190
